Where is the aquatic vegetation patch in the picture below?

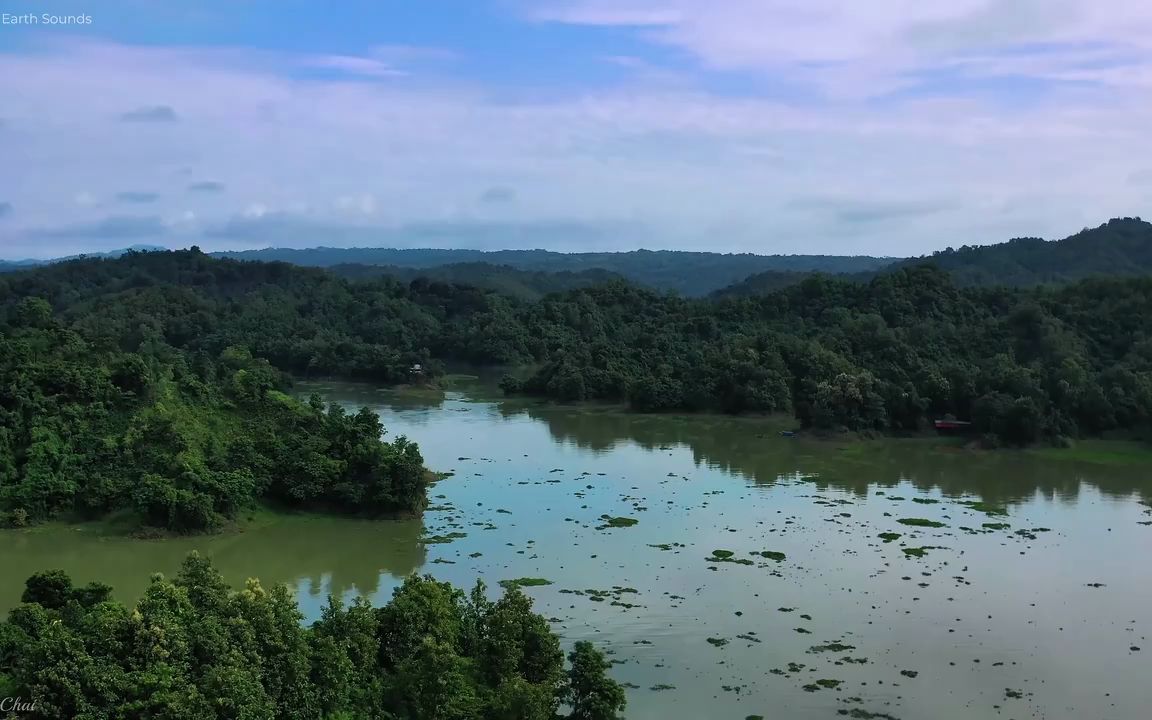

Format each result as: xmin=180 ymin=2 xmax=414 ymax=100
xmin=961 ymin=501 xmax=1008 ymax=516
xmin=901 ymin=546 xmax=943 ymax=557
xmin=878 ymin=532 xmax=902 ymax=542
xmin=421 ymin=531 xmax=468 ymax=544
xmin=900 ymin=670 xmax=919 ymax=678
xmin=897 ymin=518 xmax=946 ymax=528
xmin=912 ymin=498 xmax=939 ymax=504
xmin=752 ymin=550 xmax=787 ymax=562
xmin=498 ymin=577 xmax=553 ymax=590
xmin=706 ymin=637 xmax=729 ymax=647
xmin=597 ymin=515 xmax=638 ymax=529
xmin=809 ymin=643 xmax=855 ymax=654
xmin=707 ymin=550 xmax=755 ymax=565
xmin=982 ymin=523 xmax=1010 ymax=530
xmin=836 ymin=710 xmax=900 ymax=720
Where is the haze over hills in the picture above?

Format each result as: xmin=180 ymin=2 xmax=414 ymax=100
xmin=212 ymin=248 xmax=896 ymax=297
xmin=0 ymin=245 xmax=167 ymax=273
xmin=5 ymin=218 xmax=1152 ymax=298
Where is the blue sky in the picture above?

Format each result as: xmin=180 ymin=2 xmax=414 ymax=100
xmin=1 ymin=0 xmax=1151 ymax=259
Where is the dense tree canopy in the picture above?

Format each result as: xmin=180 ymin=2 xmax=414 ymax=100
xmin=4 ymin=245 xmax=1151 ymax=533
xmin=212 ymin=247 xmax=894 ymax=297
xmin=0 ymin=281 xmax=430 ymax=532
xmin=326 ymin=263 xmax=628 ymax=302
xmin=0 ymin=553 xmax=626 ymax=720
xmin=502 ymin=267 xmax=1152 ymax=445
xmin=715 ymin=217 xmax=1152 ymax=298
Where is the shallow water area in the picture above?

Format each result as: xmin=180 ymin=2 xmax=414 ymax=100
xmin=3 ymin=379 xmax=1151 ymax=720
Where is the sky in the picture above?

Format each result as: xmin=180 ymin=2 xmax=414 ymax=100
xmin=1 ymin=0 xmax=1151 ymax=260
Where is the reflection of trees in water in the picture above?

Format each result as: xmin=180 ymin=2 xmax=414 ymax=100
xmin=511 ymin=403 xmax=1150 ymax=506
xmin=0 ymin=516 xmax=428 ymax=614
xmin=216 ymin=518 xmax=428 ymax=600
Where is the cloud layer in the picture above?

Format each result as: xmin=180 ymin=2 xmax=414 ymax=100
xmin=1 ymin=6 xmax=1150 ymax=259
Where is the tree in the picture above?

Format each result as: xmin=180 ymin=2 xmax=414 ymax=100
xmin=563 ymin=641 xmax=626 ymax=720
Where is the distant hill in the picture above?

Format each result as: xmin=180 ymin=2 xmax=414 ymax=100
xmin=0 ymin=245 xmax=167 ymax=272
xmin=892 ymin=217 xmax=1152 ymax=286
xmin=326 ymin=262 xmax=628 ymax=301
xmin=213 ymin=247 xmax=896 ymax=297
xmin=710 ymin=269 xmax=857 ymax=298
xmin=714 ymin=217 xmax=1152 ymax=297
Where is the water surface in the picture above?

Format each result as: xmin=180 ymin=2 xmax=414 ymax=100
xmin=4 ymin=381 xmax=1151 ymax=720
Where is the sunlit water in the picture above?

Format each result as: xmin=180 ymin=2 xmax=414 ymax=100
xmin=3 ymin=381 xmax=1151 ymax=720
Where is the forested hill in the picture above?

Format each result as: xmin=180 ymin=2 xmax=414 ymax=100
xmin=0 ymin=249 xmax=506 ymax=532
xmin=715 ymin=217 xmax=1152 ymax=297
xmin=326 ymin=261 xmax=627 ymax=301
xmin=213 ymin=247 xmax=895 ymax=296
xmin=892 ymin=217 xmax=1152 ymax=286
xmin=5 ymin=249 xmax=1152 ymax=454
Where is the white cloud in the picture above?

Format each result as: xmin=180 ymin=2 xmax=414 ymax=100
xmin=242 ymin=203 xmax=269 ymax=219
xmin=534 ymin=0 xmax=1152 ymax=97
xmin=334 ymin=193 xmax=379 ymax=216
xmin=0 ymin=37 xmax=1148 ymax=259
xmin=302 ymin=55 xmax=406 ymax=78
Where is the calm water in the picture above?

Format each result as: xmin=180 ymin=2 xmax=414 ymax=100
xmin=3 ymin=381 xmax=1151 ymax=720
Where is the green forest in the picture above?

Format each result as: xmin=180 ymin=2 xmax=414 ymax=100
xmin=0 ymin=278 xmax=430 ymax=532
xmin=212 ymin=246 xmax=894 ymax=297
xmin=717 ymin=217 xmax=1152 ymax=296
xmin=3 ymin=239 xmax=1152 ymax=533
xmin=0 ymin=553 xmax=626 ymax=720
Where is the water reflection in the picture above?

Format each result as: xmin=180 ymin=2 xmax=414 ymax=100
xmin=499 ymin=401 xmax=1152 ymax=505
xmin=0 ymin=514 xmax=426 ymax=612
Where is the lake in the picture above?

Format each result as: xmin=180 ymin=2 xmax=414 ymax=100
xmin=3 ymin=380 xmax=1151 ymax=720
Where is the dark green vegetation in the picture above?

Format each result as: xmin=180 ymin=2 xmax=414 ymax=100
xmin=0 ymin=553 xmax=625 ymax=720
xmin=897 ymin=519 xmax=946 ymax=528
xmin=716 ymin=217 xmax=1152 ymax=297
xmin=505 ymin=265 xmax=1152 ymax=445
xmin=214 ymin=247 xmax=894 ymax=297
xmin=326 ymin=262 xmax=628 ymax=302
xmin=6 ymin=243 xmax=1152 ymax=461
xmin=0 ymin=255 xmax=436 ymax=532
xmin=896 ymin=217 xmax=1152 ymax=288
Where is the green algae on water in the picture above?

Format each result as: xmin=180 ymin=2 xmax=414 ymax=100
xmin=421 ymin=531 xmax=468 ymax=544
xmin=597 ymin=515 xmax=639 ymax=528
xmin=961 ymin=501 xmax=1008 ymax=516
xmin=753 ymin=550 xmax=787 ymax=562
xmin=902 ymin=546 xmax=943 ymax=557
xmin=498 ymin=577 xmax=553 ymax=590
xmin=809 ymin=643 xmax=855 ymax=653
xmin=878 ymin=532 xmax=902 ymax=542
xmin=897 ymin=518 xmax=946 ymax=528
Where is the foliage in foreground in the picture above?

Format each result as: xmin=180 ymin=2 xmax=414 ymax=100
xmin=0 ymin=553 xmax=626 ymax=720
